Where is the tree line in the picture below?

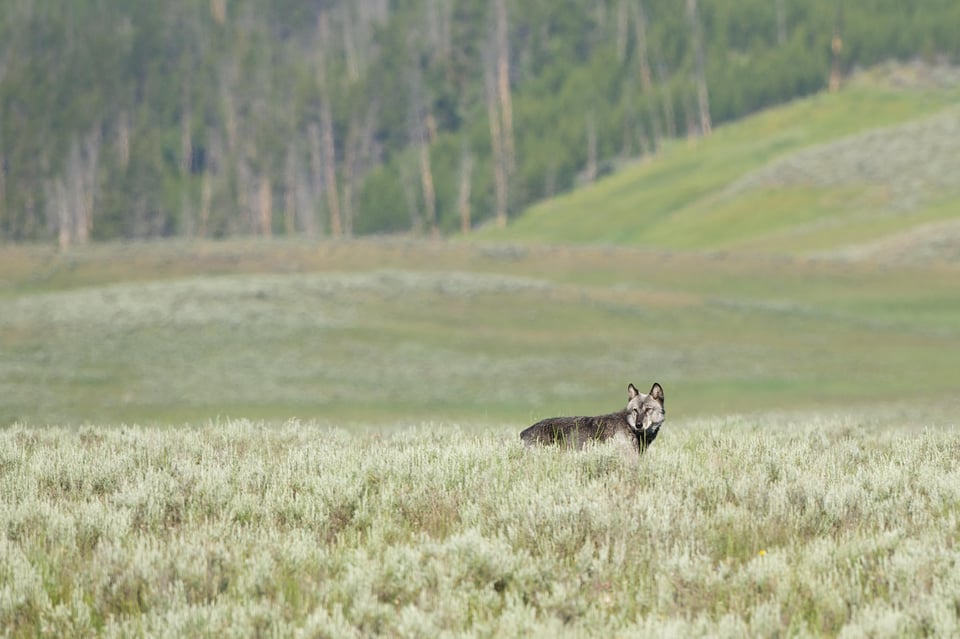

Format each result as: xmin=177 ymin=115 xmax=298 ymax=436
xmin=1 ymin=0 xmax=957 ymax=246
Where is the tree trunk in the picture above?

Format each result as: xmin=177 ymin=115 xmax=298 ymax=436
xmin=210 ymin=0 xmax=226 ymax=24
xmin=258 ymin=176 xmax=272 ymax=236
xmin=399 ymin=157 xmax=422 ymax=233
xmin=236 ymin=158 xmax=253 ymax=233
xmin=829 ymin=3 xmax=844 ymax=92
xmin=181 ymin=88 xmax=193 ymax=175
xmin=116 ymin=110 xmax=130 ymax=171
xmin=585 ymin=109 xmax=598 ymax=183
xmin=180 ymin=87 xmax=193 ymax=237
xmin=199 ymin=170 xmax=212 ymax=238
xmin=316 ymin=11 xmax=343 ymax=237
xmin=307 ymin=123 xmax=324 ymax=237
xmin=341 ymin=6 xmax=360 ymax=82
xmin=283 ymin=146 xmax=297 ymax=236
xmin=494 ymin=0 xmax=515 ymax=208
xmin=0 ymin=149 xmax=5 ymax=239
xmin=632 ymin=0 xmax=662 ymax=150
xmin=686 ymin=0 xmax=712 ymax=137
xmin=458 ymin=140 xmax=473 ymax=234
xmin=47 ymin=179 xmax=71 ymax=251
xmin=484 ymin=49 xmax=508 ymax=229
xmin=342 ymin=117 xmax=358 ymax=238
xmin=418 ymin=134 xmax=438 ymax=239
xmin=320 ymin=100 xmax=343 ymax=237
xmin=655 ymin=57 xmax=677 ymax=139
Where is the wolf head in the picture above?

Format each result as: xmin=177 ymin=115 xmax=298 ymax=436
xmin=626 ymin=382 xmax=665 ymax=433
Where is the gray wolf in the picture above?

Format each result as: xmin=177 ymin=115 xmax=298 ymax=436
xmin=520 ymin=383 xmax=665 ymax=453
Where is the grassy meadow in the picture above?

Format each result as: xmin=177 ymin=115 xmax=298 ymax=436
xmin=4 ymin=418 xmax=960 ymax=638
xmin=3 ymin=67 xmax=960 ymax=636
xmin=2 ymin=239 xmax=959 ymax=426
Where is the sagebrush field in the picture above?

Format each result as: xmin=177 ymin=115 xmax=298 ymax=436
xmin=3 ymin=417 xmax=960 ymax=638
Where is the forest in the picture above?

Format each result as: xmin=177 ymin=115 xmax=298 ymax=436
xmin=1 ymin=0 xmax=958 ymax=245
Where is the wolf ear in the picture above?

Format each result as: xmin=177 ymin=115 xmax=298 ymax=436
xmin=649 ymin=382 xmax=664 ymax=404
xmin=628 ymin=383 xmax=640 ymax=399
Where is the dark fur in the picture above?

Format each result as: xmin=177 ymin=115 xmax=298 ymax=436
xmin=520 ymin=382 xmax=665 ymax=454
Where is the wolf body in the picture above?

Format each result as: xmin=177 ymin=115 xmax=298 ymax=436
xmin=520 ymin=382 xmax=665 ymax=454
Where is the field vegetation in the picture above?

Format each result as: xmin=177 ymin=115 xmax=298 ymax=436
xmin=4 ymin=418 xmax=960 ymax=637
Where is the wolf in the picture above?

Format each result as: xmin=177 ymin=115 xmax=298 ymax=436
xmin=520 ymin=382 xmax=665 ymax=453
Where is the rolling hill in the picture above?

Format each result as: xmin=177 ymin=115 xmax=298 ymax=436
xmin=482 ymin=63 xmax=960 ymax=262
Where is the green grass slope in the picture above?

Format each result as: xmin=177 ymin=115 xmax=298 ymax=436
xmin=484 ymin=71 xmax=960 ymax=257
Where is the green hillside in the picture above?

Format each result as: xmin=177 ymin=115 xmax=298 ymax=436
xmin=484 ymin=69 xmax=960 ymax=258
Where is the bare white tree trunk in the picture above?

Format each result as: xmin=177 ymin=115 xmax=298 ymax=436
xmin=494 ymin=0 xmax=515 ymax=205
xmin=283 ymin=146 xmax=298 ymax=236
xmin=210 ymin=0 xmax=226 ymax=24
xmin=307 ymin=122 xmax=324 ymax=237
xmin=655 ymin=57 xmax=677 ymax=139
xmin=51 ymin=131 xmax=100 ymax=247
xmin=419 ymin=133 xmax=438 ymax=238
xmin=199 ymin=170 xmax=212 ymax=238
xmin=458 ymin=139 xmax=473 ymax=234
xmin=236 ymin=158 xmax=253 ymax=233
xmin=46 ymin=179 xmax=71 ymax=250
xmin=829 ymin=4 xmax=844 ymax=92
xmin=257 ymin=176 xmax=272 ymax=236
xmin=181 ymin=86 xmax=193 ymax=175
xmin=484 ymin=46 xmax=508 ymax=229
xmin=321 ymin=103 xmax=342 ymax=238
xmin=316 ymin=11 xmax=343 ymax=237
xmin=342 ymin=117 xmax=358 ymax=238
xmin=585 ymin=109 xmax=598 ymax=183
xmin=686 ymin=0 xmax=712 ymax=136
xmin=398 ymin=157 xmax=423 ymax=233
xmin=632 ymin=0 xmax=662 ymax=150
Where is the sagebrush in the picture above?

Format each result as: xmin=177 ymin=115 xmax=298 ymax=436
xmin=3 ymin=416 xmax=959 ymax=637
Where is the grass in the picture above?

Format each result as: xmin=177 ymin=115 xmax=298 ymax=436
xmin=2 ymin=239 xmax=959 ymax=426
xmin=480 ymin=76 xmax=960 ymax=256
xmin=3 ymin=417 xmax=960 ymax=637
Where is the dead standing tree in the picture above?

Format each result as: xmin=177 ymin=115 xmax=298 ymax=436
xmin=315 ymin=10 xmax=343 ymax=238
xmin=406 ymin=36 xmax=440 ymax=239
xmin=458 ymin=137 xmax=474 ymax=234
xmin=829 ymin=2 xmax=844 ymax=92
xmin=484 ymin=0 xmax=515 ymax=229
xmin=47 ymin=130 xmax=101 ymax=250
xmin=631 ymin=0 xmax=663 ymax=152
xmin=686 ymin=0 xmax=712 ymax=137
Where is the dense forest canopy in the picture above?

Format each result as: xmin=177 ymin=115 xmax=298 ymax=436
xmin=1 ymin=0 xmax=957 ymax=245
